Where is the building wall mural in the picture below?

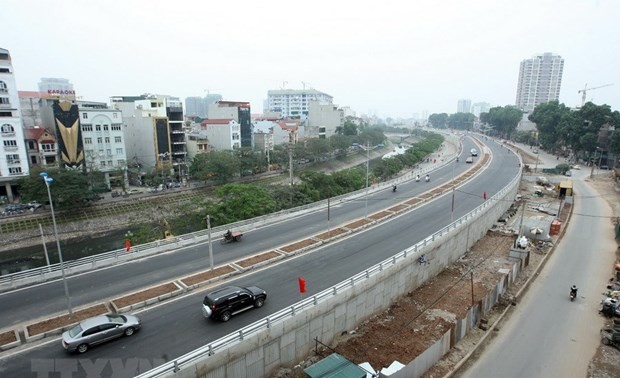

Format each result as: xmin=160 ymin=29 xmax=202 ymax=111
xmin=53 ymin=101 xmax=84 ymax=169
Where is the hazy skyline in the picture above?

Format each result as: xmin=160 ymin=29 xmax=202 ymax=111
xmin=2 ymin=0 xmax=618 ymax=119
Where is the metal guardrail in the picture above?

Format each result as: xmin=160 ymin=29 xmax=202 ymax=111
xmin=135 ymin=168 xmax=521 ymax=377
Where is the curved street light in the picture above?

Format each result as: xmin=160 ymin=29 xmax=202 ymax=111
xmin=40 ymin=172 xmax=72 ymax=315
xmin=353 ymin=142 xmax=384 ymax=218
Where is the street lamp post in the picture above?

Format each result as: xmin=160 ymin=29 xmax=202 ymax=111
xmin=40 ymin=172 xmax=73 ymax=315
xmin=353 ymin=142 xmax=383 ymax=218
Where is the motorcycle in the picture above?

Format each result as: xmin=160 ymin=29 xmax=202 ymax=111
xmin=570 ymin=289 xmax=577 ymax=301
xmin=415 ymin=175 xmax=420 ymax=182
xmin=425 ymin=175 xmax=430 ymax=182
xmin=392 ymin=185 xmax=397 ymax=192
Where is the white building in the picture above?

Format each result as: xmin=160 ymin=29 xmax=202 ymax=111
xmin=38 ymin=78 xmax=76 ymax=100
xmin=471 ymin=102 xmax=491 ymax=118
xmin=111 ymin=94 xmax=186 ymax=178
xmin=516 ymin=52 xmax=564 ymax=113
xmin=267 ymin=89 xmax=333 ymax=119
xmin=199 ymin=119 xmax=240 ymax=151
xmin=0 ymin=48 xmax=29 ymax=202
xmin=307 ymin=100 xmax=343 ymax=139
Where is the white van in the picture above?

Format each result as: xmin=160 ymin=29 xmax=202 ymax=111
xmin=470 ymin=148 xmax=478 ymax=156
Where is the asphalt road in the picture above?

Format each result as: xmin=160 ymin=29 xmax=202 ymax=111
xmin=460 ymin=150 xmax=616 ymax=377
xmin=0 ymin=136 xmax=521 ymax=378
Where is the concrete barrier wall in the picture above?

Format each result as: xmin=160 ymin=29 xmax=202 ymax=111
xmin=164 ymin=176 xmax=519 ymax=378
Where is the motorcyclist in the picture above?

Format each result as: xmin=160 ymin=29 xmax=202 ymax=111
xmin=224 ymin=230 xmax=232 ymax=239
xmin=416 ymin=175 xmax=420 ymax=182
xmin=392 ymin=185 xmax=397 ymax=192
xmin=456 ymin=157 xmax=459 ymax=162
xmin=425 ymin=174 xmax=430 ymax=182
xmin=570 ymin=285 xmax=578 ymax=297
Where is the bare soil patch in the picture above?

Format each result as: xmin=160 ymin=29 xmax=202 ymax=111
xmin=344 ymin=219 xmax=372 ymax=230
xmin=387 ymin=204 xmax=408 ymax=213
xmin=405 ymin=198 xmax=423 ymax=206
xmin=315 ymin=228 xmax=348 ymax=240
xmin=236 ymin=251 xmax=281 ymax=268
xmin=368 ymin=211 xmax=391 ymax=221
xmin=0 ymin=330 xmax=17 ymax=345
xmin=280 ymin=239 xmax=319 ymax=253
xmin=112 ymin=283 xmax=178 ymax=309
xmin=181 ymin=265 xmax=236 ymax=286
xmin=27 ymin=304 xmax=108 ymax=336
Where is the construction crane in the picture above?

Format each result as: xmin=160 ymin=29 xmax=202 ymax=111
xmin=578 ymin=83 xmax=613 ymax=107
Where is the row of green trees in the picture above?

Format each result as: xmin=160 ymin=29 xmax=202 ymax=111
xmin=130 ymin=131 xmax=445 ymax=243
xmin=429 ymin=106 xmax=523 ymax=139
xmin=528 ymin=101 xmax=620 ymax=156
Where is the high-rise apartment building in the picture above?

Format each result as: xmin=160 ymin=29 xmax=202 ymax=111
xmin=457 ymin=99 xmax=471 ymax=113
xmin=0 ymin=48 xmax=29 ymax=202
xmin=267 ymin=89 xmax=333 ymax=119
xmin=515 ymin=52 xmax=564 ymax=113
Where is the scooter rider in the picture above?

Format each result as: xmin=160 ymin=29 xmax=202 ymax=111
xmin=392 ymin=185 xmax=397 ymax=192
xmin=416 ymin=175 xmax=420 ymax=182
xmin=425 ymin=174 xmax=430 ymax=182
xmin=570 ymin=285 xmax=578 ymax=299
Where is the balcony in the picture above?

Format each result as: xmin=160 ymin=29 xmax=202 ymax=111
xmin=7 ymin=160 xmax=20 ymax=165
xmin=0 ymin=131 xmax=15 ymax=137
xmin=3 ymin=146 xmax=18 ymax=152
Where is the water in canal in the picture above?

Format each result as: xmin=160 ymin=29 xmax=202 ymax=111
xmin=0 ymin=229 xmax=129 ymax=276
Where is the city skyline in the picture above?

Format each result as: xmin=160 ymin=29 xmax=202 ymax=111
xmin=2 ymin=0 xmax=618 ymax=119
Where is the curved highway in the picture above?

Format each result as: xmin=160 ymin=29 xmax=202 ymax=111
xmin=0 ymin=136 xmax=521 ymax=378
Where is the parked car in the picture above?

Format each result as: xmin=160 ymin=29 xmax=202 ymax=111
xmin=564 ymin=170 xmax=572 ymax=177
xmin=202 ymin=285 xmax=267 ymax=322
xmin=62 ymin=314 xmax=141 ymax=353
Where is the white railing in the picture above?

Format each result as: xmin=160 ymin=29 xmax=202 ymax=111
xmin=134 ymin=169 xmax=521 ymax=378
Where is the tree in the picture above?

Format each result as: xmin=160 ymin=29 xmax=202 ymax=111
xmin=189 ymin=151 xmax=240 ymax=183
xmin=335 ymin=120 xmax=359 ymax=136
xmin=208 ymin=184 xmax=276 ymax=224
xmin=485 ymin=106 xmax=522 ymax=139
xmin=447 ymin=112 xmax=475 ymax=130
xmin=428 ymin=113 xmax=449 ymax=129
xmin=18 ymin=168 xmax=100 ymax=210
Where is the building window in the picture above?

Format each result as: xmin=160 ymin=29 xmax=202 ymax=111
xmin=114 ymin=136 xmax=122 ymax=143
xmin=0 ymin=111 xmax=12 ymax=117
xmin=0 ymin=81 xmax=7 ymax=94
xmin=100 ymin=161 xmax=106 ymax=167
xmin=3 ymin=140 xmax=17 ymax=147
xmin=106 ymin=148 xmax=112 ymax=156
xmin=98 ymin=149 xmax=104 ymax=156
xmin=82 ymin=113 xmax=88 ymax=119
xmin=6 ymin=154 xmax=19 ymax=163
xmin=95 ymin=125 xmax=101 ymax=131
xmin=84 ymin=137 xmax=93 ymax=145
xmin=107 ymin=160 xmax=113 ymax=166
xmin=97 ymin=137 xmax=102 ymax=144
xmin=41 ymin=144 xmax=54 ymax=152
xmin=1 ymin=123 xmax=14 ymax=133
xmin=30 ymin=155 xmax=37 ymax=164
xmin=105 ymin=137 xmax=110 ymax=143
xmin=117 ymin=159 xmax=125 ymax=166
xmin=28 ymin=140 xmax=36 ymax=149
xmin=9 ymin=167 xmax=22 ymax=175
xmin=116 ymin=148 xmax=123 ymax=155
xmin=103 ymin=125 xmax=109 ymax=131
xmin=111 ymin=124 xmax=121 ymax=131
xmin=0 ymin=97 xmax=10 ymax=106
xmin=82 ymin=124 xmax=93 ymax=132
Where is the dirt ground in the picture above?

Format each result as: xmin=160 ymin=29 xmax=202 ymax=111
xmin=271 ymin=168 xmax=620 ymax=378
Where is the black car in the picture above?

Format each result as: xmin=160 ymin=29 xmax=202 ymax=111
xmin=202 ymin=286 xmax=267 ymax=322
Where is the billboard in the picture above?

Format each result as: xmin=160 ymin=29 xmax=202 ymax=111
xmin=53 ymin=101 xmax=84 ymax=169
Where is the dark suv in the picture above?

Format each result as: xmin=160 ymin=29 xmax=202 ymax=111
xmin=202 ymin=286 xmax=267 ymax=322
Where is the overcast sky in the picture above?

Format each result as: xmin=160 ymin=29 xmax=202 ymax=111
xmin=2 ymin=0 xmax=618 ymax=119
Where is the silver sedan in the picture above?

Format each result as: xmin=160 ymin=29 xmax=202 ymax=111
xmin=62 ymin=314 xmax=141 ymax=353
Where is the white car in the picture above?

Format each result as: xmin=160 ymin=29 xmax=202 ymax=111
xmin=571 ymin=164 xmax=581 ymax=170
